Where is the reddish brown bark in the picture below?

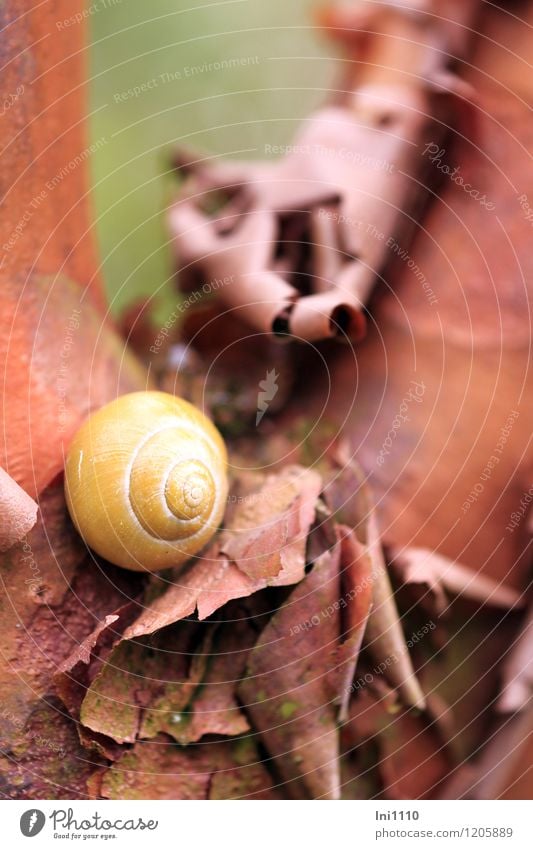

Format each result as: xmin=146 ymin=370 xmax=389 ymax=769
xmin=0 ymin=1 xmax=145 ymax=497
xmin=0 ymin=0 xmax=105 ymax=304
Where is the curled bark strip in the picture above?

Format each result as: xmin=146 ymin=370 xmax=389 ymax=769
xmin=333 ymin=526 xmax=374 ymax=721
xmin=439 ymin=708 xmax=533 ymax=800
xmin=325 ymin=447 xmax=426 ymax=710
xmin=0 ymin=468 xmax=38 ymax=551
xmin=238 ymin=546 xmax=342 ymax=800
xmin=122 ymin=466 xmax=322 ymax=639
xmin=497 ymin=602 xmax=533 ymax=714
xmin=364 ymin=513 xmax=427 ymax=711
xmin=390 ymin=546 xmax=525 ymax=613
xmin=168 ymin=201 xmax=298 ymax=333
xmin=167 ymin=0 xmax=480 ymax=342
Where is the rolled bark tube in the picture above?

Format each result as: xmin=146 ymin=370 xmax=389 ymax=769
xmin=167 ymin=0 xmax=481 ymax=344
xmin=169 ymin=203 xmax=222 ymax=263
xmin=219 ymin=270 xmax=298 ymax=335
xmin=310 ymin=206 xmax=344 ymax=290
xmin=335 ymin=260 xmax=378 ymax=306
xmin=0 ymin=467 xmax=38 ymax=552
xmin=289 ymin=290 xmax=366 ymax=342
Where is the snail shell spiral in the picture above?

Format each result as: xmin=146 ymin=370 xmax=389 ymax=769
xmin=64 ymin=391 xmax=228 ymax=572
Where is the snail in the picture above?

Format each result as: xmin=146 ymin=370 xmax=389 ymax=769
xmin=64 ymin=391 xmax=228 ymax=572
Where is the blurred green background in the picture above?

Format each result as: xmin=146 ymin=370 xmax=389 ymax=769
xmin=89 ymin=0 xmax=337 ymax=316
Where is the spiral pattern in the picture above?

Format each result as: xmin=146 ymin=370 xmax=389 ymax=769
xmin=129 ymin=429 xmax=219 ymax=541
xmin=65 ymin=392 xmax=228 ymax=572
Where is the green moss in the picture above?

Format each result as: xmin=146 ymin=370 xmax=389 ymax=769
xmin=279 ymin=700 xmax=299 ymax=720
xmin=232 ymin=737 xmax=255 ymax=766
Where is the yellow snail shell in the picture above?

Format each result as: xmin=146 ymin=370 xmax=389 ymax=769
xmin=64 ymin=391 xmax=228 ymax=572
